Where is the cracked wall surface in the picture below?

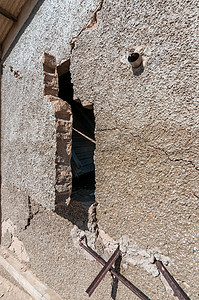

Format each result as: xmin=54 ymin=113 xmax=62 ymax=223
xmin=1 ymin=0 xmax=198 ymax=299
xmin=1 ymin=0 xmax=97 ymax=209
xmin=1 ymin=192 xmax=172 ymax=300
xmin=70 ymin=0 xmax=199 ymax=298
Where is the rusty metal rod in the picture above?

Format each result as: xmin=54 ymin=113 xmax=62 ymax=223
xmin=79 ymin=236 xmax=150 ymax=300
xmin=154 ymin=259 xmax=190 ymax=300
xmin=86 ymin=246 xmax=120 ymax=296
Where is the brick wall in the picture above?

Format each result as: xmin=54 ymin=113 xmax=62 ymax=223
xmin=42 ymin=52 xmax=72 ymax=206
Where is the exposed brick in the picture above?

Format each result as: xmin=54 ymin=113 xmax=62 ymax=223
xmin=56 ymin=119 xmax=72 ymax=133
xmin=44 ymin=72 xmax=58 ymax=87
xmin=45 ymin=95 xmax=61 ymax=103
xmin=56 ymin=139 xmax=72 ymax=157
xmin=42 ymin=52 xmax=73 ymax=206
xmin=42 ymin=52 xmax=57 ymax=70
xmin=56 ymin=184 xmax=72 ymax=194
xmin=43 ymin=72 xmax=59 ymax=96
xmin=56 ymin=169 xmax=72 ymax=186
xmin=44 ymin=86 xmax=58 ymax=97
xmin=52 ymin=99 xmax=72 ymax=118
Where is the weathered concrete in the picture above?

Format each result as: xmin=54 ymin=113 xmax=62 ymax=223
xmin=1 ymin=0 xmax=198 ymax=299
xmin=0 ymin=246 xmax=63 ymax=300
xmin=70 ymin=0 xmax=199 ymax=298
xmin=16 ymin=206 xmax=170 ymax=300
xmin=1 ymin=0 xmax=97 ymax=209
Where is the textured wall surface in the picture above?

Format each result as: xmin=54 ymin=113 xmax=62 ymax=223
xmin=1 ymin=0 xmax=198 ymax=299
xmin=70 ymin=0 xmax=199 ymax=298
xmin=1 ymin=0 xmax=96 ymax=208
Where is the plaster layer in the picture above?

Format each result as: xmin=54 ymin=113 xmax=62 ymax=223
xmin=1 ymin=0 xmax=97 ymax=208
xmin=16 ymin=205 xmax=170 ymax=300
xmin=1 ymin=0 xmax=198 ymax=298
xmin=70 ymin=0 xmax=199 ymax=298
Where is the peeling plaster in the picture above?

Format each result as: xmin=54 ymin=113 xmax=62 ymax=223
xmin=2 ymin=219 xmax=29 ymax=262
xmin=2 ymin=219 xmax=16 ymax=238
xmin=9 ymin=237 xmax=30 ymax=262
xmin=70 ymin=225 xmax=97 ymax=261
xmin=71 ymin=226 xmax=170 ymax=277
xmin=100 ymin=231 xmax=170 ymax=277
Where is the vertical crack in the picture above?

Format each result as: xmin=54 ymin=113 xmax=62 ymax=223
xmin=70 ymin=0 xmax=104 ymax=52
xmin=25 ymin=196 xmax=33 ymax=229
xmin=193 ymin=193 xmax=199 ymax=199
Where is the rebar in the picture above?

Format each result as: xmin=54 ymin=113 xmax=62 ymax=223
xmin=79 ymin=235 xmax=150 ymax=300
xmin=154 ymin=259 xmax=190 ymax=300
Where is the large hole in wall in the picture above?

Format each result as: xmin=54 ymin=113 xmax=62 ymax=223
xmin=57 ymin=69 xmax=96 ymax=229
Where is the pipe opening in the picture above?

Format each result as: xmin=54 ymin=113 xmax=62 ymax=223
xmin=128 ymin=52 xmax=140 ymax=62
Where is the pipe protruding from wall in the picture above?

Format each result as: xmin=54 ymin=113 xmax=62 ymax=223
xmin=128 ymin=53 xmax=142 ymax=68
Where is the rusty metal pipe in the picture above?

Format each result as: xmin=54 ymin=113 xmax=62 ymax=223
xmin=154 ymin=259 xmax=190 ymax=300
xmin=128 ymin=52 xmax=142 ymax=68
xmin=79 ymin=236 xmax=150 ymax=300
xmin=86 ymin=246 xmax=120 ymax=296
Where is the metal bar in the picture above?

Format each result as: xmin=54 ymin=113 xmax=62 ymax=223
xmin=73 ymin=127 xmax=96 ymax=144
xmin=0 ymin=7 xmax=17 ymax=22
xmin=86 ymin=246 xmax=120 ymax=296
xmin=79 ymin=236 xmax=150 ymax=300
xmin=154 ymin=260 xmax=190 ymax=300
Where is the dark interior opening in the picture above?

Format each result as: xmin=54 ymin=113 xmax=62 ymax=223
xmin=58 ymin=72 xmax=95 ymax=204
xmin=128 ymin=52 xmax=139 ymax=62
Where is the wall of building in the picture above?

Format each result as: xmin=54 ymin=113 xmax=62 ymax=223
xmin=1 ymin=0 xmax=198 ymax=299
xmin=1 ymin=0 xmax=97 ymax=209
xmin=70 ymin=0 xmax=199 ymax=298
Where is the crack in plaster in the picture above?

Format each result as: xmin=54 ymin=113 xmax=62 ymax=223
xmin=24 ymin=196 xmax=40 ymax=230
xmin=193 ymin=193 xmax=199 ymax=199
xmin=97 ymin=127 xmax=198 ymax=172
xmin=146 ymin=142 xmax=199 ymax=172
xmin=141 ymin=138 xmax=198 ymax=173
xmin=70 ymin=0 xmax=104 ymax=52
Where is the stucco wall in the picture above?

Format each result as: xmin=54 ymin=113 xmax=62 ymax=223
xmin=1 ymin=0 xmax=198 ymax=299
xmin=1 ymin=0 xmax=96 ymax=208
xmin=70 ymin=0 xmax=199 ymax=298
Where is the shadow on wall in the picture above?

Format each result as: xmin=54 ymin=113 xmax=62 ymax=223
xmin=131 ymin=62 xmax=144 ymax=76
xmin=111 ymin=255 xmax=122 ymax=300
xmin=55 ymin=196 xmax=95 ymax=231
